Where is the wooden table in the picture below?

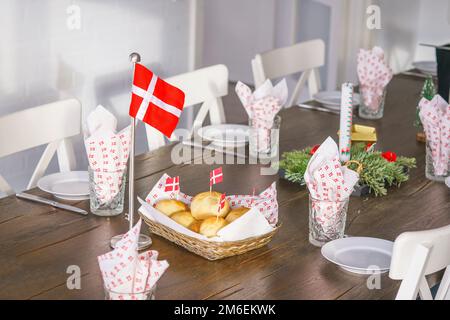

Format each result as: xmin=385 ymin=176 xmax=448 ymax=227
xmin=0 ymin=74 xmax=448 ymax=300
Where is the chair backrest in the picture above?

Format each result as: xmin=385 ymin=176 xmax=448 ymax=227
xmin=0 ymin=99 xmax=81 ymax=195
xmin=389 ymin=224 xmax=450 ymax=300
xmin=144 ymin=64 xmax=229 ymax=150
xmin=252 ymin=39 xmax=325 ymax=107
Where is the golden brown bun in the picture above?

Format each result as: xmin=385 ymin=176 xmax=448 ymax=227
xmin=170 ymin=210 xmax=196 ymax=228
xmin=226 ymin=207 xmax=250 ymax=223
xmin=199 ymin=217 xmax=228 ymax=237
xmin=154 ymin=199 xmax=188 ymax=216
xmin=189 ymin=220 xmax=202 ymax=233
xmin=190 ymin=191 xmax=230 ymax=220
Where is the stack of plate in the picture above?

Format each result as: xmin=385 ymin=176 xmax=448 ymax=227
xmin=412 ymin=61 xmax=437 ymax=76
xmin=313 ymin=91 xmax=361 ymax=111
xmin=197 ymin=124 xmax=249 ymax=148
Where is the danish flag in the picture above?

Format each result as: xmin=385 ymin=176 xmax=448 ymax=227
xmin=164 ymin=176 xmax=180 ymax=192
xmin=209 ymin=167 xmax=223 ymax=186
xmin=129 ymin=63 xmax=185 ymax=137
xmin=218 ymin=193 xmax=226 ymax=212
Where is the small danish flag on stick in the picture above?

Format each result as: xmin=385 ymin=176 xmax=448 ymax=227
xmin=218 ymin=192 xmax=226 ymax=213
xmin=164 ymin=176 xmax=180 ymax=192
xmin=209 ymin=167 xmax=223 ymax=193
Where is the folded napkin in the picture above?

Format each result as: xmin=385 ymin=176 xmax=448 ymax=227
xmin=304 ymin=137 xmax=359 ymax=237
xmin=84 ymin=105 xmax=131 ymax=204
xmin=98 ymin=219 xmax=169 ymax=300
xmin=419 ymin=94 xmax=450 ymax=176
xmin=235 ymin=79 xmax=288 ymax=152
xmin=357 ymin=47 xmax=393 ymax=111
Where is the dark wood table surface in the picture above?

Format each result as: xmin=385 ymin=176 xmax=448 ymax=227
xmin=0 ymin=74 xmax=449 ymax=300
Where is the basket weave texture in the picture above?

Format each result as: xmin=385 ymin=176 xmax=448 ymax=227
xmin=141 ymin=213 xmax=280 ymax=261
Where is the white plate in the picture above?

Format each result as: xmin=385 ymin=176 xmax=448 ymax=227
xmin=321 ymin=237 xmax=394 ymax=274
xmin=313 ymin=91 xmax=361 ymax=110
xmin=197 ymin=124 xmax=249 ymax=147
xmin=412 ymin=61 xmax=437 ymax=76
xmin=37 ymin=171 xmax=89 ymax=201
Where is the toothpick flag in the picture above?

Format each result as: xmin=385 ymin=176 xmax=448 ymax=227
xmin=218 ymin=192 xmax=226 ymax=213
xmin=164 ymin=176 xmax=180 ymax=192
xmin=210 ymin=167 xmax=223 ymax=186
xmin=129 ymin=63 xmax=185 ymax=137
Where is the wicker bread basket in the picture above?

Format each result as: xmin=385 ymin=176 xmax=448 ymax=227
xmin=140 ymin=212 xmax=280 ymax=261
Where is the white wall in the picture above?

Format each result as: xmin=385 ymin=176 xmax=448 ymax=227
xmin=201 ymin=0 xmax=332 ymax=101
xmin=372 ymin=0 xmax=450 ymax=73
xmin=0 ymin=0 xmax=191 ymax=194
xmin=201 ymin=0 xmax=277 ymax=84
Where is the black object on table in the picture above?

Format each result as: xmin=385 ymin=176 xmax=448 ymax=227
xmin=436 ymin=43 xmax=450 ymax=102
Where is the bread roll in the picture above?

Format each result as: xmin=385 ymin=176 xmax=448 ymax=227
xmin=189 ymin=220 xmax=202 ymax=233
xmin=154 ymin=199 xmax=188 ymax=216
xmin=190 ymin=191 xmax=230 ymax=220
xmin=170 ymin=210 xmax=196 ymax=228
xmin=226 ymin=207 xmax=250 ymax=223
xmin=199 ymin=217 xmax=228 ymax=237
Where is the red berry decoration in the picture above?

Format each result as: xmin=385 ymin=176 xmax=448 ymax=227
xmin=310 ymin=144 xmax=320 ymax=155
xmin=382 ymin=151 xmax=397 ymax=162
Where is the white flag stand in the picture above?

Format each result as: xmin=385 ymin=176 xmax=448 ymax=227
xmin=109 ymin=52 xmax=152 ymax=250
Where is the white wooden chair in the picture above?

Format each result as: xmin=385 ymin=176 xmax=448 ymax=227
xmin=389 ymin=224 xmax=450 ymax=300
xmin=145 ymin=64 xmax=228 ymax=150
xmin=251 ymin=39 xmax=325 ymax=107
xmin=0 ymin=99 xmax=81 ymax=196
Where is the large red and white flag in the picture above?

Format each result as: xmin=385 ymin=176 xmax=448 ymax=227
xmin=209 ymin=167 xmax=223 ymax=186
xmin=164 ymin=176 xmax=180 ymax=192
xmin=129 ymin=63 xmax=185 ymax=137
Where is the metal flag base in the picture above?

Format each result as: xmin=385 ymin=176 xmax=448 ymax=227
xmin=110 ymin=233 xmax=152 ymax=250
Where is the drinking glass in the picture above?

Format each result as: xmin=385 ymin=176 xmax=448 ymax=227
xmin=248 ymin=115 xmax=281 ymax=159
xmin=89 ymin=166 xmax=127 ymax=216
xmin=104 ymin=284 xmax=156 ymax=300
xmin=425 ymin=141 xmax=450 ymax=182
xmin=309 ymin=195 xmax=349 ymax=247
xmin=358 ymin=87 xmax=386 ymax=119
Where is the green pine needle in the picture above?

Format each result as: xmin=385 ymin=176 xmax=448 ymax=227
xmin=279 ymin=143 xmax=416 ymax=196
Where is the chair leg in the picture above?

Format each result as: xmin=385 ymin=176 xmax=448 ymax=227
xmin=395 ymin=243 xmax=432 ymax=300
xmin=0 ymin=174 xmax=14 ymax=196
xmin=57 ymin=138 xmax=76 ymax=172
xmin=27 ymin=140 xmax=59 ymax=190
xmin=287 ymin=69 xmax=310 ymax=107
xmin=435 ymin=265 xmax=450 ymax=300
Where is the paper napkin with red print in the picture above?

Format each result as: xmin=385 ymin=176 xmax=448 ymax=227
xmin=84 ymin=105 xmax=131 ymax=205
xmin=357 ymin=47 xmax=393 ymax=111
xmin=235 ymin=79 xmax=288 ymax=152
xmin=98 ymin=219 xmax=169 ymax=300
xmin=304 ymin=137 xmax=359 ymax=201
xmin=419 ymin=94 xmax=450 ymax=176
xmin=304 ymin=137 xmax=359 ymax=237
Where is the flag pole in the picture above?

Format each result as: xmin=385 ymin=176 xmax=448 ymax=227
xmin=109 ymin=52 xmax=152 ymax=250
xmin=128 ymin=52 xmax=140 ymax=231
